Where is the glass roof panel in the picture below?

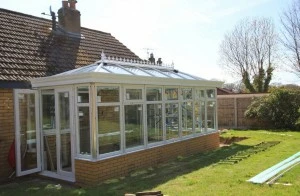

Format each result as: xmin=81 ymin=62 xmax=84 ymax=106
xmin=103 ymin=65 xmax=132 ymax=75
xmin=176 ymin=72 xmax=196 ymax=80
xmin=160 ymin=70 xmax=183 ymax=79
xmin=125 ymin=66 xmax=152 ymax=77
xmin=143 ymin=68 xmax=169 ymax=78
xmin=94 ymin=66 xmax=110 ymax=73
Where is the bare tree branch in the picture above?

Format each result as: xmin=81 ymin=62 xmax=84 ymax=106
xmin=219 ymin=17 xmax=277 ymax=92
xmin=280 ymin=0 xmax=300 ymax=77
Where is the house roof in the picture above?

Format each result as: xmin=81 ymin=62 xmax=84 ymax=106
xmin=0 ymin=8 xmax=139 ymax=84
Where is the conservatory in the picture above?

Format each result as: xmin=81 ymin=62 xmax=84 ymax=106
xmin=14 ymin=53 xmax=222 ymax=184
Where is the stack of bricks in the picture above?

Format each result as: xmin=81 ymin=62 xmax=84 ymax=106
xmin=75 ymin=132 xmax=219 ymax=186
xmin=0 ymin=89 xmax=14 ymax=181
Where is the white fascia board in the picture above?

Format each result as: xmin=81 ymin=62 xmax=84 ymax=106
xmin=31 ymin=72 xmax=223 ymax=88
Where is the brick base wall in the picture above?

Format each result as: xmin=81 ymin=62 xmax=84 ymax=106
xmin=0 ymin=89 xmax=14 ymax=181
xmin=75 ymin=132 xmax=219 ymax=186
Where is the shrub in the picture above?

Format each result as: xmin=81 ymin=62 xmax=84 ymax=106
xmin=245 ymin=88 xmax=300 ymax=130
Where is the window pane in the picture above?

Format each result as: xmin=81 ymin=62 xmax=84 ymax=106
xmin=42 ymin=90 xmax=55 ymax=130
xmin=165 ymin=88 xmax=178 ymax=100
xmin=125 ymin=105 xmax=144 ymax=148
xmin=182 ymin=88 xmax=192 ymax=100
xmin=195 ymin=101 xmax=205 ymax=133
xmin=165 ymin=103 xmax=179 ymax=140
xmin=60 ymin=133 xmax=72 ymax=172
xmin=18 ymin=93 xmax=37 ymax=171
xmin=59 ymin=92 xmax=70 ymax=130
xmin=146 ymin=88 xmax=162 ymax=101
xmin=77 ymin=86 xmax=89 ymax=103
xmin=44 ymin=134 xmax=57 ymax=171
xmin=98 ymin=106 xmax=121 ymax=154
xmin=147 ymin=104 xmax=163 ymax=143
xmin=207 ymin=101 xmax=216 ymax=130
xmin=126 ymin=89 xmax=142 ymax=100
xmin=182 ymin=102 xmax=193 ymax=136
xmin=78 ymin=107 xmax=90 ymax=155
xmin=201 ymin=90 xmax=205 ymax=98
xmin=97 ymin=86 xmax=119 ymax=103
xmin=195 ymin=89 xmax=201 ymax=100
xmin=207 ymin=89 xmax=215 ymax=98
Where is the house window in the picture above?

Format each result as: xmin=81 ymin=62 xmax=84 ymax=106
xmin=98 ymin=106 xmax=121 ymax=154
xmin=97 ymin=86 xmax=119 ymax=102
xmin=207 ymin=89 xmax=215 ymax=98
xmin=97 ymin=86 xmax=121 ymax=155
xmin=77 ymin=86 xmax=91 ymax=156
xmin=182 ymin=88 xmax=192 ymax=100
xmin=77 ymin=86 xmax=89 ymax=103
xmin=146 ymin=87 xmax=162 ymax=101
xmin=125 ymin=104 xmax=144 ymax=149
xmin=165 ymin=88 xmax=178 ymax=100
xmin=181 ymin=101 xmax=193 ymax=136
xmin=195 ymin=101 xmax=205 ymax=133
xmin=59 ymin=92 xmax=70 ymax=130
xmin=126 ymin=89 xmax=143 ymax=100
xmin=78 ymin=106 xmax=90 ymax=155
xmin=165 ymin=103 xmax=179 ymax=140
xmin=42 ymin=90 xmax=55 ymax=130
xmin=207 ymin=101 xmax=216 ymax=131
xmin=147 ymin=104 xmax=163 ymax=143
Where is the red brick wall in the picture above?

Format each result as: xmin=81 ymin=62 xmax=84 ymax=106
xmin=0 ymin=89 xmax=14 ymax=181
xmin=75 ymin=132 xmax=219 ymax=186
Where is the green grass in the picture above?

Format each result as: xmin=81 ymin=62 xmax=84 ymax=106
xmin=1 ymin=130 xmax=300 ymax=196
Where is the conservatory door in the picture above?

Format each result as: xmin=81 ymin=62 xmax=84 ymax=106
xmin=41 ymin=88 xmax=74 ymax=181
xmin=14 ymin=89 xmax=41 ymax=176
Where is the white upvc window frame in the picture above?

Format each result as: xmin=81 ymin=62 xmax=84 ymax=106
xmin=205 ymin=88 xmax=217 ymax=132
xmin=14 ymin=89 xmax=41 ymax=176
xmin=145 ymin=85 xmax=164 ymax=148
xmin=75 ymin=84 xmax=93 ymax=159
xmin=180 ymin=87 xmax=194 ymax=139
xmin=123 ymin=85 xmax=146 ymax=153
xmin=96 ymin=84 xmax=123 ymax=159
xmin=163 ymin=86 xmax=181 ymax=142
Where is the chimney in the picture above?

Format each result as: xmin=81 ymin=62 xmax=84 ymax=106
xmin=58 ymin=0 xmax=81 ymax=34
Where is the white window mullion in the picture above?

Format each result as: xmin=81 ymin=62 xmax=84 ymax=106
xmin=90 ymin=83 xmax=97 ymax=159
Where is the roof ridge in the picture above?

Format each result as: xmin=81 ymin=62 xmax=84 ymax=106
xmin=0 ymin=8 xmax=50 ymax=22
xmin=0 ymin=8 xmax=112 ymax=36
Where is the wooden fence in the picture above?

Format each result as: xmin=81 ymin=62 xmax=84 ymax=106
xmin=217 ymin=93 xmax=269 ymax=129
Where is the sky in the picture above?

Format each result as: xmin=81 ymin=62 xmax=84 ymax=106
xmin=2 ymin=0 xmax=300 ymax=85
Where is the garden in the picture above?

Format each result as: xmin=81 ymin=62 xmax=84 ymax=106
xmin=1 ymin=129 xmax=299 ymax=196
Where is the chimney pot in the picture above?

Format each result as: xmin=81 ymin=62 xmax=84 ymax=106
xmin=62 ymin=1 xmax=68 ymax=8
xmin=69 ymin=0 xmax=77 ymax=9
xmin=58 ymin=0 xmax=81 ymax=34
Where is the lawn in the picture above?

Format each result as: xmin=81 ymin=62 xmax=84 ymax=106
xmin=1 ymin=130 xmax=300 ymax=196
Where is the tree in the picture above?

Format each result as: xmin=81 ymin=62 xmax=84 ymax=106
xmin=245 ymin=88 xmax=300 ymax=130
xmin=280 ymin=0 xmax=300 ymax=78
xmin=219 ymin=18 xmax=278 ymax=93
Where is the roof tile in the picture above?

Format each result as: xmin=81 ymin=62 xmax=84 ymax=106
xmin=0 ymin=8 xmax=140 ymax=82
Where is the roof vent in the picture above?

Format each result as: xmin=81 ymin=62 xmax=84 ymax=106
xmin=57 ymin=0 xmax=81 ymax=35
